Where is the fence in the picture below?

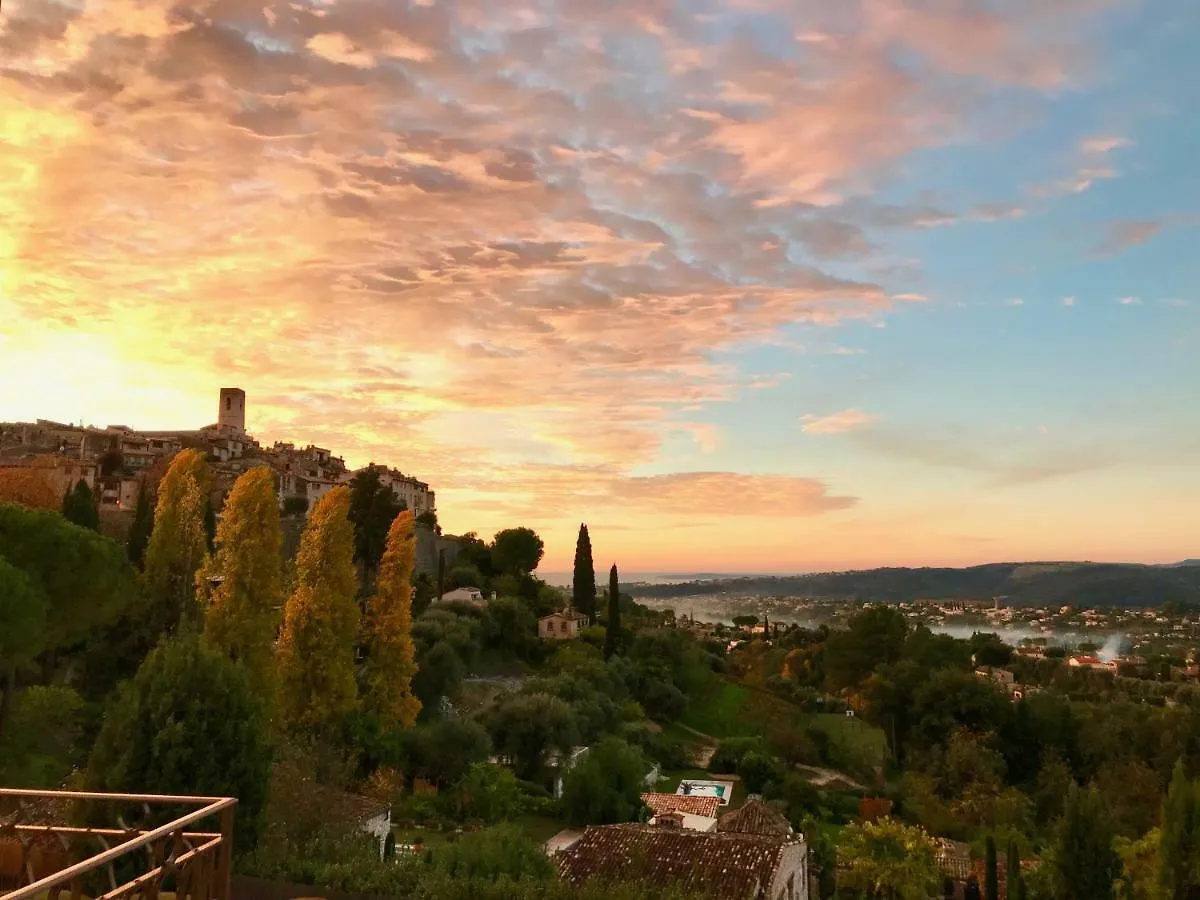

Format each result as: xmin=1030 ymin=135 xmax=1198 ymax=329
xmin=0 ymin=789 xmax=237 ymax=900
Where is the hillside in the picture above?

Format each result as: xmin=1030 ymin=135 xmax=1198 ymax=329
xmin=631 ymin=561 xmax=1200 ymax=608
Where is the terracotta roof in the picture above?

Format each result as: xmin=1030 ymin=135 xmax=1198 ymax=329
xmin=641 ymin=792 xmax=722 ymax=818
xmin=715 ymin=799 xmax=793 ymax=836
xmin=556 ymin=823 xmax=800 ymax=899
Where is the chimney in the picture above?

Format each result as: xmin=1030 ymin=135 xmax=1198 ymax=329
xmin=656 ymin=811 xmax=685 ymax=830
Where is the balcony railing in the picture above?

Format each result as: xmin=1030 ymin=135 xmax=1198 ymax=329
xmin=0 ymin=789 xmax=236 ymax=900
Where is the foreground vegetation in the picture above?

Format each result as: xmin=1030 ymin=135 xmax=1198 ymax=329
xmin=4 ymin=451 xmax=1200 ymax=899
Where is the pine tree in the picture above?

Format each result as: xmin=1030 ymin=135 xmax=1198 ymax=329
xmin=604 ymin=564 xmax=621 ymax=660
xmin=362 ymin=509 xmax=422 ymax=729
xmin=143 ymin=449 xmax=211 ymax=635
xmin=985 ymin=835 xmax=998 ymax=900
xmin=61 ymin=478 xmax=99 ymax=531
xmin=1006 ymin=838 xmax=1021 ymax=900
xmin=572 ymin=524 xmax=596 ymax=618
xmin=199 ymin=467 xmax=284 ymax=694
xmin=127 ymin=478 xmax=153 ymax=568
xmin=1055 ymin=783 xmax=1119 ymax=900
xmin=276 ymin=486 xmax=360 ymax=733
xmin=1159 ymin=760 xmax=1196 ymax=900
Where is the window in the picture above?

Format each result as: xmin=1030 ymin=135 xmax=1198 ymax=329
xmin=226 ymin=396 xmax=232 ymax=411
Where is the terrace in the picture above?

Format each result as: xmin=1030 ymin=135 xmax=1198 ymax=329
xmin=0 ymin=789 xmax=236 ymax=900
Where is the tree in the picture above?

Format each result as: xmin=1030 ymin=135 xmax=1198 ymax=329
xmin=277 ymin=486 xmax=360 ymax=733
xmin=560 ymin=738 xmax=649 ymax=826
xmin=362 ymin=510 xmax=422 ymax=729
xmin=572 ymin=524 xmax=597 ymax=618
xmin=838 ymin=817 xmax=942 ymax=900
xmin=127 ymin=478 xmax=153 ymax=567
xmin=732 ymin=615 xmax=759 ymax=629
xmin=281 ymin=495 xmax=309 ymax=517
xmin=490 ymin=527 xmax=545 ymax=576
xmin=61 ymin=478 xmax=99 ymax=531
xmin=413 ymin=641 xmax=464 ymax=712
xmin=1053 ymin=784 xmax=1119 ymax=900
xmin=0 ymin=558 xmax=47 ymax=737
xmin=971 ymin=632 xmax=1015 ymax=668
xmin=347 ymin=465 xmax=403 ymax=580
xmin=825 ymin=605 xmax=908 ymax=691
xmin=985 ymin=835 xmax=998 ymax=900
xmin=199 ymin=467 xmax=284 ymax=693
xmin=452 ymin=763 xmax=522 ymax=824
xmin=87 ymin=635 xmax=272 ymax=851
xmin=604 ymin=564 xmax=621 ymax=660
xmin=484 ymin=692 xmax=579 ymax=780
xmin=402 ymin=719 xmax=493 ymax=787
xmin=0 ymin=503 xmax=140 ymax=666
xmin=1158 ymin=761 xmax=1197 ymax=900
xmin=1006 ymin=838 xmax=1022 ymax=900
xmin=143 ymin=449 xmax=211 ymax=634
xmin=0 ymin=466 xmax=59 ymax=510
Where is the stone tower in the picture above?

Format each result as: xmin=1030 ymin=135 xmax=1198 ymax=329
xmin=218 ymin=387 xmax=246 ymax=434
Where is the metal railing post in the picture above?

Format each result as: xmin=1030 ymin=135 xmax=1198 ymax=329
xmin=216 ymin=804 xmax=236 ymax=900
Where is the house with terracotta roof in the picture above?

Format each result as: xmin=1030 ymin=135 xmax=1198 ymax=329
xmin=641 ymin=792 xmax=721 ymax=832
xmin=556 ymin=822 xmax=809 ymax=899
xmin=716 ymin=799 xmax=794 ymax=837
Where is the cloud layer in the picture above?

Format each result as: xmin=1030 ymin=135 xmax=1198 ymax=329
xmin=0 ymin=0 xmax=1142 ymax=564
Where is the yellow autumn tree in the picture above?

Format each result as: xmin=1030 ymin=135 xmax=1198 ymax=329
xmin=143 ymin=449 xmax=211 ymax=634
xmin=200 ymin=467 xmax=284 ymax=694
xmin=362 ymin=509 xmax=421 ymax=729
xmin=0 ymin=464 xmax=60 ymax=511
xmin=276 ymin=486 xmax=360 ymax=733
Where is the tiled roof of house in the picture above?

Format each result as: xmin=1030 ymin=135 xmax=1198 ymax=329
xmin=640 ymin=792 xmax=722 ymax=818
xmin=556 ymin=823 xmax=798 ymax=899
xmin=715 ymin=799 xmax=793 ymax=836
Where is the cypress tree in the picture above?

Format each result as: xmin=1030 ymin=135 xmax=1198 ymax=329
xmin=1006 ymin=838 xmax=1021 ymax=900
xmin=1055 ymin=783 xmax=1119 ymax=900
xmin=276 ymin=486 xmax=360 ymax=733
xmin=604 ymin=564 xmax=620 ymax=660
xmin=127 ymin=478 xmax=153 ymax=568
xmin=362 ymin=509 xmax=421 ymax=729
xmin=1159 ymin=760 xmax=1196 ymax=900
xmin=199 ymin=467 xmax=284 ymax=694
xmin=985 ymin=835 xmax=998 ymax=900
xmin=62 ymin=478 xmax=100 ymax=531
xmin=572 ymin=524 xmax=596 ymax=618
xmin=436 ymin=548 xmax=446 ymax=602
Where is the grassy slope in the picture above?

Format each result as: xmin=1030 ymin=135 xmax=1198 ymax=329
xmin=679 ymin=677 xmax=887 ymax=773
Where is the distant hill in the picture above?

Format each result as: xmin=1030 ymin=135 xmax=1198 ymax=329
xmin=630 ymin=561 xmax=1200 ymax=608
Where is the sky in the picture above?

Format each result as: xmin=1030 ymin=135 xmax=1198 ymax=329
xmin=1 ymin=0 xmax=1198 ymax=573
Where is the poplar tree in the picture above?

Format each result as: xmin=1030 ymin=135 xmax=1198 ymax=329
xmin=143 ymin=449 xmax=211 ymax=634
xmin=572 ymin=524 xmax=596 ymax=618
xmin=62 ymin=479 xmax=99 ymax=531
xmin=362 ymin=509 xmax=422 ymax=729
xmin=200 ymin=467 xmax=284 ymax=693
xmin=604 ymin=564 xmax=621 ymax=660
xmin=276 ymin=486 xmax=360 ymax=733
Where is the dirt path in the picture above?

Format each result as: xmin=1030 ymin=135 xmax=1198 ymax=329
xmin=674 ymin=723 xmax=718 ymax=768
xmin=795 ymin=764 xmax=867 ymax=791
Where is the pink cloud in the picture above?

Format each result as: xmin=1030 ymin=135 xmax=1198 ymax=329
xmin=802 ymin=409 xmax=878 ymax=434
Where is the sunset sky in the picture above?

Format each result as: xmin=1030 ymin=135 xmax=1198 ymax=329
xmin=2 ymin=0 xmax=1198 ymax=573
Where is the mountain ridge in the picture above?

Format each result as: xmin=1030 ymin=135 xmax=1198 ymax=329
xmin=630 ymin=560 xmax=1200 ymax=607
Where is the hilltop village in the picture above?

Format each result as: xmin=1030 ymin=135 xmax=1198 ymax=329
xmin=0 ymin=387 xmax=453 ymax=569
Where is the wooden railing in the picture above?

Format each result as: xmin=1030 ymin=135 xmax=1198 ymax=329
xmin=0 ymin=789 xmax=236 ymax=900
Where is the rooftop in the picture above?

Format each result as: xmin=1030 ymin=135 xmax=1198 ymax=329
xmin=556 ymin=823 xmax=801 ymax=899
